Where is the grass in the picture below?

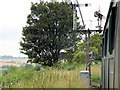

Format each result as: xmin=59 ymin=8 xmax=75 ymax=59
xmin=91 ymin=62 xmax=101 ymax=86
xmin=1 ymin=62 xmax=101 ymax=88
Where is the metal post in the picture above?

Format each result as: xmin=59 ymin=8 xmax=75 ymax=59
xmin=88 ymin=29 xmax=91 ymax=85
xmin=85 ymin=28 xmax=92 ymax=85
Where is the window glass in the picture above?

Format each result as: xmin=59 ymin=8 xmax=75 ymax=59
xmin=109 ymin=7 xmax=117 ymax=54
xmin=102 ymin=29 xmax=108 ymax=57
xmin=105 ymin=29 xmax=108 ymax=56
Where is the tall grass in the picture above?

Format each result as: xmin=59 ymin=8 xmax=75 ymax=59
xmin=1 ymin=63 xmax=101 ymax=88
xmin=91 ymin=62 xmax=101 ymax=86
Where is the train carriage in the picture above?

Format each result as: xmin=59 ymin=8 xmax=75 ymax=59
xmin=102 ymin=0 xmax=120 ymax=89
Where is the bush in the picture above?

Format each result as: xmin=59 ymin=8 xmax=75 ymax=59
xmin=73 ymin=51 xmax=86 ymax=64
xmin=34 ymin=64 xmax=44 ymax=71
xmin=66 ymin=65 xmax=75 ymax=71
xmin=54 ymin=61 xmax=76 ymax=71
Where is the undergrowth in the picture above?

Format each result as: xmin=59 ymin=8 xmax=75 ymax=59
xmin=1 ymin=62 xmax=101 ymax=88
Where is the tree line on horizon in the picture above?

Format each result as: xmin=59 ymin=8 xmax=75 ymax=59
xmin=0 ymin=55 xmax=28 ymax=60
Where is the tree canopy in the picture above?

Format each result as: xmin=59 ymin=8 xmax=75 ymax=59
xmin=90 ymin=33 xmax=102 ymax=60
xmin=20 ymin=2 xmax=81 ymax=66
xmin=73 ymin=33 xmax=102 ymax=64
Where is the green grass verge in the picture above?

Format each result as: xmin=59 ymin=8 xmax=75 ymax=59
xmin=1 ymin=63 xmax=101 ymax=88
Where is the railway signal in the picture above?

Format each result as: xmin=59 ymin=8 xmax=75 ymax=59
xmin=68 ymin=0 xmax=103 ymax=86
xmin=94 ymin=11 xmax=103 ymax=19
xmin=67 ymin=1 xmax=104 ymax=86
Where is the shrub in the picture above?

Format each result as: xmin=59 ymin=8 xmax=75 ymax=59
xmin=73 ymin=51 xmax=86 ymax=64
xmin=34 ymin=64 xmax=44 ymax=71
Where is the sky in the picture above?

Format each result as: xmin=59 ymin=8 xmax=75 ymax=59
xmin=0 ymin=0 xmax=111 ymax=57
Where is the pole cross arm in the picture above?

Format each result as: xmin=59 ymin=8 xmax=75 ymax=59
xmin=69 ymin=3 xmax=91 ymax=7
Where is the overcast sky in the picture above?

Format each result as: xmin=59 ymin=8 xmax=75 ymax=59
xmin=0 ymin=0 xmax=111 ymax=57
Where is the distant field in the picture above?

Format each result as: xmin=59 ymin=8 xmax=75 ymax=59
xmin=0 ymin=59 xmax=27 ymax=75
xmin=0 ymin=59 xmax=27 ymax=67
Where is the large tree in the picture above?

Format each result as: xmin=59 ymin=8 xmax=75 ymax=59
xmin=20 ymin=2 xmax=81 ymax=66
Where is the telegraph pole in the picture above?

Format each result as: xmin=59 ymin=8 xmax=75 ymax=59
xmin=75 ymin=13 xmax=103 ymax=86
xmin=70 ymin=1 xmax=91 ymax=72
xmin=69 ymin=0 xmax=104 ymax=85
xmin=86 ymin=10 xmax=104 ymax=85
xmin=69 ymin=0 xmax=92 ymax=85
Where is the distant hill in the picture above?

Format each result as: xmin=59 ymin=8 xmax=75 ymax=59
xmin=0 ymin=55 xmax=28 ymax=60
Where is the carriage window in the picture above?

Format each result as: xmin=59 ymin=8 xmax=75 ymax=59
xmin=105 ymin=29 xmax=108 ymax=56
xmin=103 ymin=29 xmax=108 ymax=57
xmin=109 ymin=7 xmax=117 ymax=54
